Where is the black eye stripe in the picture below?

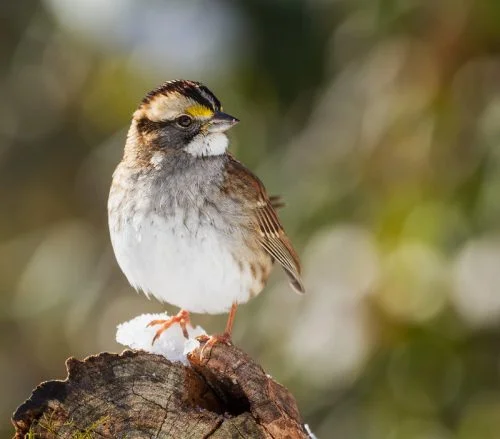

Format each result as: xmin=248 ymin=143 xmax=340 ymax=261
xmin=136 ymin=116 xmax=202 ymax=135
xmin=136 ymin=117 xmax=171 ymax=134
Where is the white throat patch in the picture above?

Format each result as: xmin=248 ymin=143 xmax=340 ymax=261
xmin=185 ymin=133 xmax=229 ymax=157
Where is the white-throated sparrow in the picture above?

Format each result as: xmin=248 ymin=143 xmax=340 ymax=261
xmin=108 ymin=79 xmax=304 ymax=344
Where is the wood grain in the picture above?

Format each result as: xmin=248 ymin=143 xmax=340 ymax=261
xmin=12 ymin=340 xmax=309 ymax=439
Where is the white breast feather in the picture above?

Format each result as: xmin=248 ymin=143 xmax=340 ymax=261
xmin=109 ymin=209 xmax=256 ymax=314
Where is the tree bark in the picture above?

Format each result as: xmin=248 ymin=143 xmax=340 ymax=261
xmin=12 ymin=338 xmax=309 ymax=438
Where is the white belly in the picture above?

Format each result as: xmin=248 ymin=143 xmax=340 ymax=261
xmin=110 ymin=211 xmax=255 ymax=314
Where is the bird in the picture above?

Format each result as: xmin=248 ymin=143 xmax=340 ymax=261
xmin=108 ymin=79 xmax=304 ymax=345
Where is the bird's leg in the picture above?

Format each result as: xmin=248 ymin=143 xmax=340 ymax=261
xmin=199 ymin=303 xmax=238 ymax=358
xmin=224 ymin=302 xmax=238 ymax=339
xmin=147 ymin=309 xmax=191 ymax=344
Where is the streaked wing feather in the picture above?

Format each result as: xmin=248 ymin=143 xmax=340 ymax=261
xmin=226 ymin=155 xmax=305 ymax=294
xmin=256 ymin=202 xmax=305 ymax=294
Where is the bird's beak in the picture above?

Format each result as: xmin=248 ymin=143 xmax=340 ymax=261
xmin=207 ymin=111 xmax=239 ymax=133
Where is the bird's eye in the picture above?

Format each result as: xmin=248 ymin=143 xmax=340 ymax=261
xmin=176 ymin=115 xmax=193 ymax=128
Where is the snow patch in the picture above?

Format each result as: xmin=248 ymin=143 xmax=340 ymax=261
xmin=116 ymin=313 xmax=206 ymax=365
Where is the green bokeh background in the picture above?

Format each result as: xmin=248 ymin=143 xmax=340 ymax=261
xmin=2 ymin=1 xmax=500 ymax=437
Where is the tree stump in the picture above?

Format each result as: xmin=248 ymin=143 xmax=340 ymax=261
xmin=12 ymin=339 xmax=310 ymax=438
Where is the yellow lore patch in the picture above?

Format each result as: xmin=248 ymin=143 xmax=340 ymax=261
xmin=185 ymin=104 xmax=214 ymax=118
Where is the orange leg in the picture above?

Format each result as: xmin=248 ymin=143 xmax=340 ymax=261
xmin=224 ymin=302 xmax=238 ymax=338
xmin=147 ymin=309 xmax=191 ymax=344
xmin=199 ymin=303 xmax=238 ymax=357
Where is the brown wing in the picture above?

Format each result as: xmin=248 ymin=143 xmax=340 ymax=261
xmin=225 ymin=155 xmax=305 ymax=294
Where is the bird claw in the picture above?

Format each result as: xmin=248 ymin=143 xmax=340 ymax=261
xmin=197 ymin=333 xmax=232 ymax=360
xmin=147 ymin=310 xmax=191 ymax=344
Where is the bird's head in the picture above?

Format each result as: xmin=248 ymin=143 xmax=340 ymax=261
xmin=129 ymin=79 xmax=238 ymax=160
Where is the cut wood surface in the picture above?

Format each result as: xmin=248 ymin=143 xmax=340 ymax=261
xmin=12 ymin=339 xmax=310 ymax=438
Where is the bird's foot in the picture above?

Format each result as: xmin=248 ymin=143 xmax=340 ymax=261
xmin=197 ymin=332 xmax=232 ymax=360
xmin=147 ymin=309 xmax=191 ymax=344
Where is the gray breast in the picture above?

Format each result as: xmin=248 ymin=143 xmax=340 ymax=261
xmin=147 ymin=153 xmax=246 ymax=236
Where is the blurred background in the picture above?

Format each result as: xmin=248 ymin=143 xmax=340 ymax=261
xmin=2 ymin=0 xmax=500 ymax=437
